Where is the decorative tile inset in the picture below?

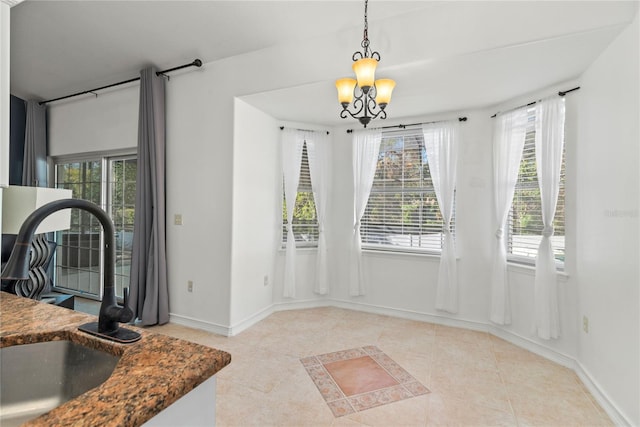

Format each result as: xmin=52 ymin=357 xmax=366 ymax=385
xmin=325 ymin=355 xmax=399 ymax=396
xmin=301 ymin=346 xmax=430 ymax=417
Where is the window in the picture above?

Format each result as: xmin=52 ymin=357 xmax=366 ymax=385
xmin=53 ymin=153 xmax=136 ymax=300
xmin=508 ymin=109 xmax=565 ymax=264
xmin=282 ymin=141 xmax=318 ymax=247
xmin=361 ymin=129 xmax=452 ymax=252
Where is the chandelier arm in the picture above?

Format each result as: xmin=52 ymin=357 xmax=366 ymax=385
xmin=369 ymin=106 xmax=388 ymax=121
xmin=341 ymin=106 xmax=365 ymax=120
xmin=343 ymin=95 xmax=365 ymax=118
xmin=366 ymin=95 xmax=384 ymax=120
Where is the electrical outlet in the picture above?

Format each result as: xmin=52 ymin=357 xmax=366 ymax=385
xmin=174 ymin=214 xmax=183 ymax=225
xmin=583 ymin=315 xmax=589 ymax=333
xmin=188 ymin=280 xmax=194 ymax=293
xmin=263 ymin=275 xmax=269 ymax=286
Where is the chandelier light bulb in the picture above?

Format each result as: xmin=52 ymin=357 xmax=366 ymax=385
xmin=352 ymin=58 xmax=378 ymax=93
xmin=374 ymin=79 xmax=396 ymax=107
xmin=336 ymin=78 xmax=357 ymax=106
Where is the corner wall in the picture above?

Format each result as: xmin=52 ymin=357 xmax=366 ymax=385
xmin=229 ymin=99 xmax=280 ymax=331
xmin=576 ymin=13 xmax=639 ymax=425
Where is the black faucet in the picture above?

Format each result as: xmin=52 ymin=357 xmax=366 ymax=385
xmin=1 ymin=199 xmax=141 ymax=343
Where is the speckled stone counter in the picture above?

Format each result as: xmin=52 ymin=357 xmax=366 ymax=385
xmin=0 ymin=292 xmax=231 ymax=427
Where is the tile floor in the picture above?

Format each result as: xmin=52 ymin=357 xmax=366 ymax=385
xmin=143 ymin=307 xmax=614 ymax=427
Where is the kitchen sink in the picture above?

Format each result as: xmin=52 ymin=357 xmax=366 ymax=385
xmin=0 ymin=340 xmax=120 ymax=426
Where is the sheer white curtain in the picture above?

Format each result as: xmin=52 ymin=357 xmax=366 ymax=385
xmin=423 ymin=122 xmax=459 ymax=313
xmin=350 ymin=129 xmax=382 ymax=296
xmin=490 ymin=108 xmax=528 ymax=325
xmin=282 ymin=128 xmax=304 ymax=298
xmin=533 ymin=97 xmax=565 ymax=339
xmin=306 ymin=131 xmax=332 ymax=295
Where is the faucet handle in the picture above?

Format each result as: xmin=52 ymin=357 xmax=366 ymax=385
xmin=118 ymin=287 xmax=135 ymax=323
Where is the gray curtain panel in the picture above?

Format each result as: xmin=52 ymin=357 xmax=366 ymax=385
xmin=128 ymin=67 xmax=169 ymax=325
xmin=22 ymin=100 xmax=47 ymax=187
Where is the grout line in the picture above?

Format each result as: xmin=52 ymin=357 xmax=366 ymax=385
xmin=490 ymin=336 xmax=521 ymax=427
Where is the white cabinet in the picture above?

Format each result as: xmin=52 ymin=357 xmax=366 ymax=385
xmin=143 ymin=376 xmax=217 ymax=427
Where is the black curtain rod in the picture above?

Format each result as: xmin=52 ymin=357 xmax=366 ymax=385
xmin=39 ymin=59 xmax=203 ymax=105
xmin=490 ymin=86 xmax=580 ymax=118
xmin=346 ymin=117 xmax=467 ymax=133
xmin=279 ymin=126 xmax=330 ymax=135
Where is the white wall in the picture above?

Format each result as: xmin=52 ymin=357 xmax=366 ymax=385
xmin=576 ymin=13 xmax=639 ymax=425
xmin=47 ymin=67 xmax=236 ymax=331
xmin=46 ymin=33 xmax=348 ymax=331
xmin=47 ymin=86 xmax=138 ymax=156
xmin=327 ymin=110 xmax=493 ymax=327
xmin=229 ymin=99 xmax=279 ymax=330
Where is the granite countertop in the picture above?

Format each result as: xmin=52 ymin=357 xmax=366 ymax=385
xmin=0 ymin=292 xmax=231 ymax=427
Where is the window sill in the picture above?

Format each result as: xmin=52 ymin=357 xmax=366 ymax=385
xmin=278 ymin=246 xmax=318 ymax=253
xmin=362 ymin=246 xmax=443 ymax=260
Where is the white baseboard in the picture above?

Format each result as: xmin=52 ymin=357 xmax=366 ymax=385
xmin=488 ymin=326 xmax=576 ymax=370
xmin=575 ymin=361 xmax=633 ymax=426
xmin=171 ymin=301 xmax=629 ymax=425
xmin=328 ymin=298 xmax=489 ymax=332
xmin=272 ymin=298 xmax=331 ymax=312
xmin=227 ymin=298 xmax=331 ymax=336
xmin=169 ymin=313 xmax=231 ymax=336
xmin=227 ymin=304 xmax=274 ymax=336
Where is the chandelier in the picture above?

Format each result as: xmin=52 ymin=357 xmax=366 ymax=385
xmin=335 ymin=0 xmax=396 ymax=128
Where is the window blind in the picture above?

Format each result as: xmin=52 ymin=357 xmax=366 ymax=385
xmin=282 ymin=141 xmax=319 ymax=246
xmin=508 ymin=110 xmax=566 ymax=263
xmin=362 ymin=130 xmax=452 ymax=252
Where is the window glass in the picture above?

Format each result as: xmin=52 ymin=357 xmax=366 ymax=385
xmin=508 ymin=111 xmax=565 ymax=264
xmin=54 ymin=155 xmax=136 ymax=300
xmin=362 ymin=130 xmax=451 ymax=252
xmin=282 ymin=142 xmax=318 ymax=247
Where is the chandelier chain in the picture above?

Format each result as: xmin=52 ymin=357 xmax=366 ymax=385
xmin=362 ymin=0 xmax=369 ymax=51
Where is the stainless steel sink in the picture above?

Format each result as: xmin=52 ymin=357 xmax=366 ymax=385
xmin=0 ymin=340 xmax=120 ymax=426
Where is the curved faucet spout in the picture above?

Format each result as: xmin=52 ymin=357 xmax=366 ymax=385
xmin=1 ymin=199 xmax=141 ymax=343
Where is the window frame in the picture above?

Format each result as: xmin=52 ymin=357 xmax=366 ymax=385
xmin=361 ymin=128 xmax=454 ymax=255
xmin=281 ymin=140 xmax=319 ymax=249
xmin=50 ymin=149 xmax=137 ymax=301
xmin=506 ymin=108 xmax=566 ymax=269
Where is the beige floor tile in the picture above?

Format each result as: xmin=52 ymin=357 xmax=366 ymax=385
xmin=345 ymin=394 xmax=429 ymax=426
xmin=426 ymin=393 xmax=517 ymax=427
xmin=144 ymin=308 xmax=613 ymax=427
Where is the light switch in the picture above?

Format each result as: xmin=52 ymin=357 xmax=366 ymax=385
xmin=174 ymin=214 xmax=183 ymax=225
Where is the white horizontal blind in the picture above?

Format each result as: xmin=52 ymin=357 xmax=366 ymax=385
xmin=508 ymin=109 xmax=565 ymax=263
xmin=282 ymin=141 xmax=318 ymax=246
xmin=362 ymin=130 xmax=452 ymax=252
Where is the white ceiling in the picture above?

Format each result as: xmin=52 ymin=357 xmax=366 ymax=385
xmin=10 ymin=1 xmax=639 ymax=126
